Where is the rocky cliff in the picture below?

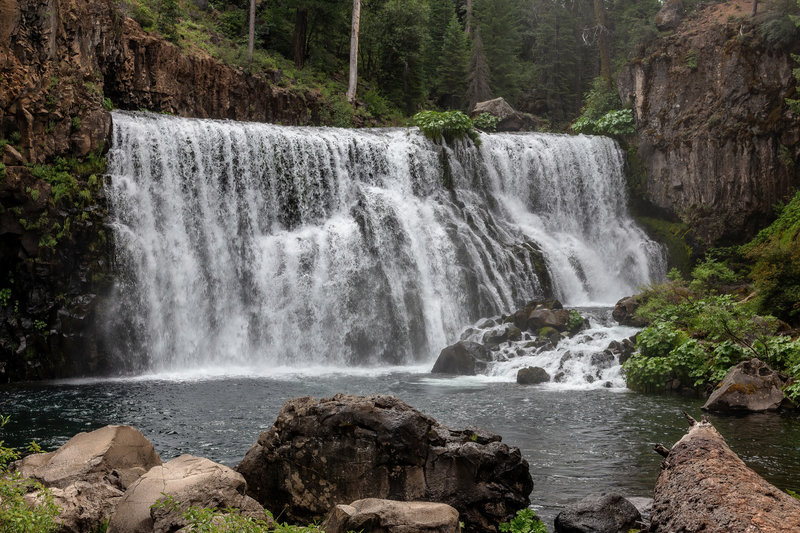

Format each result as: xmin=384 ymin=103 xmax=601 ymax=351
xmin=0 ymin=0 xmax=321 ymax=380
xmin=619 ymin=0 xmax=800 ymax=247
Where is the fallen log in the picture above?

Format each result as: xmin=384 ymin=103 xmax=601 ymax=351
xmin=650 ymin=413 xmax=800 ymax=532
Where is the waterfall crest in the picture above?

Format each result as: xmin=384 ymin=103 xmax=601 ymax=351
xmin=106 ymin=111 xmax=664 ymax=372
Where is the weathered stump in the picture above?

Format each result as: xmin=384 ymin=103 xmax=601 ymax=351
xmin=650 ymin=414 xmax=800 ymax=532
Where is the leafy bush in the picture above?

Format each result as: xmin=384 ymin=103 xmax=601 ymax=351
xmin=472 ymin=112 xmax=500 ymax=132
xmin=498 ymin=508 xmax=547 ymax=533
xmin=570 ymin=77 xmax=634 ymax=137
xmin=688 ymin=258 xmax=739 ymax=294
xmin=0 ymin=416 xmax=60 ymax=533
xmin=411 ymin=110 xmax=480 ymax=145
xmin=637 ymin=322 xmax=687 ymax=358
xmin=152 ymin=494 xmax=322 ymax=532
xmin=567 ymin=310 xmax=584 ymax=332
xmin=592 ymin=109 xmax=635 ymax=137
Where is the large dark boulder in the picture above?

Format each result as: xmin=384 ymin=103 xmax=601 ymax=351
xmin=612 ymin=296 xmax=648 ymax=327
xmin=526 ymin=309 xmax=570 ymax=332
xmin=431 ymin=341 xmax=491 ymax=375
xmin=517 ymin=367 xmax=550 ymax=385
xmin=702 ymin=358 xmax=787 ymax=413
xmin=554 ymin=493 xmax=641 ymax=533
xmin=236 ymin=395 xmax=533 ymax=532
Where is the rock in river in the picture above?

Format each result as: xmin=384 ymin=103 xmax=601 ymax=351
xmin=236 ymin=394 xmax=532 ymax=531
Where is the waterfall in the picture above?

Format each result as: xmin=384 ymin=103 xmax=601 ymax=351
xmin=105 ymin=111 xmax=664 ymax=373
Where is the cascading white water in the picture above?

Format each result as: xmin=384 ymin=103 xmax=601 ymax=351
xmin=106 ymin=111 xmax=664 ymax=373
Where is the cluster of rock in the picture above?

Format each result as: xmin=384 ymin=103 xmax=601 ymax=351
xmin=432 ymin=299 xmax=587 ymax=379
xmin=12 ymin=394 xmax=533 ymax=533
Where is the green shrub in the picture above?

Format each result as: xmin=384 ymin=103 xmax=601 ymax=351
xmin=102 ymin=98 xmax=114 ymax=111
xmin=688 ymin=258 xmax=739 ymax=294
xmin=472 ymin=112 xmax=500 ymax=132
xmin=567 ymin=310 xmax=584 ymax=332
xmin=498 ymin=508 xmax=547 ymax=533
xmin=411 ymin=110 xmax=480 ymax=145
xmin=637 ymin=322 xmax=687 ymax=358
xmin=0 ymin=416 xmax=60 ymax=533
xmin=70 ymin=117 xmax=82 ymax=132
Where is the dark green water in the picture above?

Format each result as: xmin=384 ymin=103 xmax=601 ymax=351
xmin=2 ymin=374 xmax=799 ymax=527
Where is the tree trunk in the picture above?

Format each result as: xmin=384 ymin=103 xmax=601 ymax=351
xmin=593 ymin=0 xmax=612 ymax=88
xmin=650 ymin=415 xmax=800 ymax=532
xmin=465 ymin=0 xmax=472 ymax=35
xmin=247 ymin=0 xmax=256 ymax=65
xmin=751 ymin=0 xmax=758 ymax=17
xmin=346 ymin=0 xmax=361 ymax=103
xmin=293 ymin=8 xmax=308 ymax=69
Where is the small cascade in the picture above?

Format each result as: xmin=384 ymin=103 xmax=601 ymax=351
xmin=106 ymin=112 xmax=664 ymax=373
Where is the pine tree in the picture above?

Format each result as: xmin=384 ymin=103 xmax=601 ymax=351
xmin=473 ymin=0 xmax=523 ymax=104
xmin=437 ymin=13 xmax=469 ymax=109
xmin=465 ymin=27 xmax=491 ymax=111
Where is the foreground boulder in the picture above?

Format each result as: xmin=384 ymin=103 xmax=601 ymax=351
xmin=14 ymin=425 xmax=162 ymax=532
xmin=554 ymin=493 xmax=641 ymax=533
xmin=431 ymin=341 xmax=492 ymax=375
xmin=650 ymin=414 xmax=800 ymax=532
xmin=702 ymin=358 xmax=787 ymax=412
xmin=14 ymin=425 xmax=161 ymax=489
xmin=109 ymin=455 xmax=266 ymax=533
xmin=237 ymin=394 xmax=532 ymax=531
xmin=322 ymin=498 xmax=461 ymax=533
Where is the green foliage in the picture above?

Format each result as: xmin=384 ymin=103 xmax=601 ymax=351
xmin=9 ymin=131 xmax=21 ymax=145
xmin=102 ymin=97 xmax=114 ymax=111
xmin=742 ymin=190 xmax=800 ymax=321
xmin=151 ymin=494 xmax=323 ymax=532
xmin=70 ymin=117 xmax=82 ymax=132
xmin=436 ymin=12 xmax=469 ymax=110
xmin=473 ymin=112 xmax=500 ymax=132
xmin=0 ymin=288 xmax=10 ymax=307
xmin=0 ymin=416 xmax=60 ymax=533
xmin=411 ymin=110 xmax=480 ymax=145
xmin=567 ymin=310 xmax=584 ymax=332
xmin=474 ymin=0 xmax=523 ymax=104
xmin=684 ymin=48 xmax=698 ymax=70
xmin=498 ymin=508 xmax=547 ymax=533
xmin=688 ymin=258 xmax=739 ymax=294
xmin=570 ymin=78 xmax=634 ymax=137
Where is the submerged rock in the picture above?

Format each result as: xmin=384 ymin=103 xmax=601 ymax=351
xmin=431 ymin=341 xmax=491 ymax=375
xmin=236 ymin=394 xmax=532 ymax=531
xmin=322 ymin=498 xmax=460 ymax=533
xmin=110 ymin=455 xmax=265 ymax=533
xmin=702 ymin=358 xmax=787 ymax=412
xmin=517 ymin=366 xmax=550 ymax=385
xmin=554 ymin=492 xmax=641 ymax=533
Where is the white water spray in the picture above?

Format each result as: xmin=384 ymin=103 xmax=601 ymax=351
xmin=106 ymin=112 xmax=664 ymax=373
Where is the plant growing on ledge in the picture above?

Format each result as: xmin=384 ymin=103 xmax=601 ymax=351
xmin=411 ymin=110 xmax=481 ymax=145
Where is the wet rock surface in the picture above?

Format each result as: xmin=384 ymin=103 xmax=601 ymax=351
xmin=322 ymin=498 xmax=461 ymax=533
xmin=236 ymin=394 xmax=533 ymax=532
xmin=702 ymin=358 xmax=787 ymax=412
xmin=554 ymin=492 xmax=641 ymax=533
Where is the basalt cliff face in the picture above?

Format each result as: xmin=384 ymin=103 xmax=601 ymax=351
xmin=619 ymin=0 xmax=800 ymax=247
xmin=0 ymin=0 xmax=320 ymax=380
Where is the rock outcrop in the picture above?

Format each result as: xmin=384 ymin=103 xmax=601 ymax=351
xmin=612 ymin=296 xmax=648 ymax=327
xmin=650 ymin=415 xmax=800 ymax=532
xmin=322 ymin=499 xmax=461 ymax=533
xmin=109 ymin=455 xmax=266 ymax=533
xmin=236 ymin=394 xmax=533 ymax=532
xmin=554 ymin=493 xmax=641 ymax=533
xmin=702 ymin=358 xmax=787 ymax=412
xmin=0 ymin=0 xmax=321 ymax=381
xmin=431 ymin=340 xmax=491 ymax=375
xmin=13 ymin=425 xmax=162 ymax=532
xmin=618 ymin=0 xmax=800 ymax=246
xmin=517 ymin=366 xmax=550 ymax=385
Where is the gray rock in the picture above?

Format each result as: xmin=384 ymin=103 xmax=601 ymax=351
xmin=431 ymin=341 xmax=491 ymax=375
xmin=612 ymin=296 xmax=648 ymax=327
xmin=322 ymin=498 xmax=460 ymax=533
xmin=554 ymin=492 xmax=641 ymax=533
xmin=109 ymin=455 xmax=266 ymax=533
xmin=591 ymin=350 xmax=616 ymax=370
xmin=517 ymin=366 xmax=551 ymax=385
xmin=702 ymin=358 xmax=786 ymax=413
xmin=236 ymin=394 xmax=532 ymax=531
xmin=655 ymin=0 xmax=684 ymax=31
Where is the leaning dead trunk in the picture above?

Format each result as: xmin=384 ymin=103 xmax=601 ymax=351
xmin=650 ymin=414 xmax=800 ymax=532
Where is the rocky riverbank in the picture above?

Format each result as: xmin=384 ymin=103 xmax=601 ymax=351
xmin=7 ymin=394 xmax=800 ymax=533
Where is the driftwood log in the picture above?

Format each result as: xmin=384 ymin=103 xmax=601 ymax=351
xmin=650 ymin=413 xmax=800 ymax=532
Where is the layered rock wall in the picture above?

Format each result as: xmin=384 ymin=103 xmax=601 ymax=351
xmin=0 ymin=0 xmax=319 ymax=380
xmin=619 ymin=0 xmax=800 ymax=246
